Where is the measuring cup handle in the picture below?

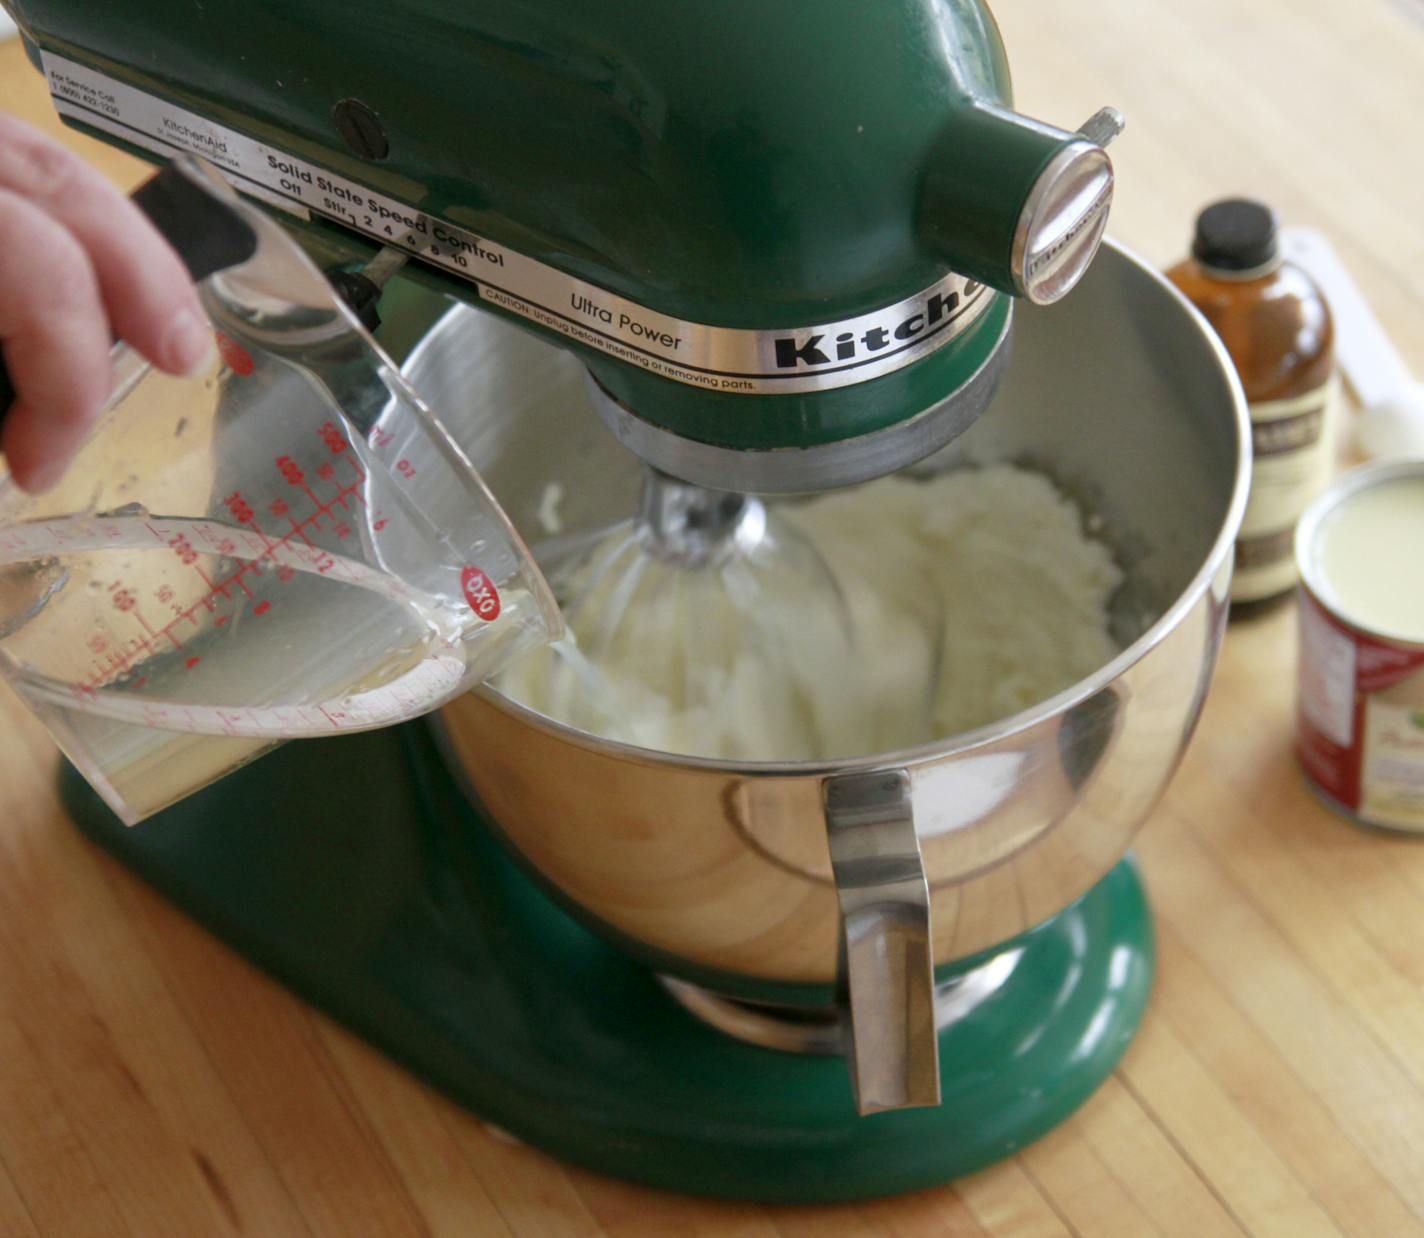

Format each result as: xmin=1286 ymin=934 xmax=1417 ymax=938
xmin=0 ymin=160 xmax=257 ymax=428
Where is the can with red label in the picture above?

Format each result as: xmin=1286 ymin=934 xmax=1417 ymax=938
xmin=1295 ymin=461 xmax=1424 ymax=832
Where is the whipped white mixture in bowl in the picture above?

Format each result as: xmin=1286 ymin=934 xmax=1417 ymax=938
xmin=498 ymin=463 xmax=1125 ymax=762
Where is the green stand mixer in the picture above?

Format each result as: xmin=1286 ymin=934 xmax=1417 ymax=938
xmin=3 ymin=0 xmax=1247 ymax=1201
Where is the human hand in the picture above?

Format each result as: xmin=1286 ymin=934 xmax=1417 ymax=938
xmin=0 ymin=114 xmax=213 ymax=492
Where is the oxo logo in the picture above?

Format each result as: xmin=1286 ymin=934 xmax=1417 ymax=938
xmin=461 ymin=566 xmax=501 ymax=621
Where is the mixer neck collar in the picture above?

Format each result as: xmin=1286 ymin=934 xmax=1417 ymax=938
xmin=635 ymin=469 xmax=767 ymax=568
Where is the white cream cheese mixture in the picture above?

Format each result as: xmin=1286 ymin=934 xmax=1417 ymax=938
xmin=497 ymin=464 xmax=1124 ymax=761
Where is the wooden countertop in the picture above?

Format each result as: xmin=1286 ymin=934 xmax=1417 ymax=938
xmin=2 ymin=1 xmax=1424 ymax=1233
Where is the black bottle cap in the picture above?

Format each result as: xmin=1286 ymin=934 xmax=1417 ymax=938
xmin=1191 ymin=198 xmax=1280 ymax=272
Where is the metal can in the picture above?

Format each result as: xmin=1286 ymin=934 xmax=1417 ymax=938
xmin=1295 ymin=461 xmax=1424 ymax=832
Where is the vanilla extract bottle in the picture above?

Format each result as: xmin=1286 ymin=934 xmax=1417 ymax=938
xmin=1168 ymin=198 xmax=1337 ymax=615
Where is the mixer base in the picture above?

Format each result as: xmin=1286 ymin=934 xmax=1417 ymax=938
xmin=60 ymin=721 xmax=1155 ymax=1203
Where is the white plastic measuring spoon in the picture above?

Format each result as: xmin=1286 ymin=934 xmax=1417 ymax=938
xmin=1279 ymin=227 xmax=1424 ymax=459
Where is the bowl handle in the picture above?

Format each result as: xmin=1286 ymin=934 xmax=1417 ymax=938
xmin=823 ymin=769 xmax=939 ymax=1114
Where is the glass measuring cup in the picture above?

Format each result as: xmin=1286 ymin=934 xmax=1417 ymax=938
xmin=0 ymin=158 xmax=560 ymax=823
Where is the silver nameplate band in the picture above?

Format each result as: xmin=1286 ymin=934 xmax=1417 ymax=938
xmin=45 ymin=52 xmax=993 ymax=396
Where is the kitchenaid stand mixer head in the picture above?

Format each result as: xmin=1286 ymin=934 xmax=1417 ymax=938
xmin=10 ymin=0 xmax=1121 ymax=489
xmin=9 ymin=0 xmax=1133 ymax=1119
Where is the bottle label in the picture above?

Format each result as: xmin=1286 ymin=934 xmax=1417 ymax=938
xmin=1233 ymin=378 xmax=1338 ymax=602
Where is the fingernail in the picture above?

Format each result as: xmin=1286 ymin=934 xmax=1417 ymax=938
xmin=165 ymin=307 xmax=217 ymax=377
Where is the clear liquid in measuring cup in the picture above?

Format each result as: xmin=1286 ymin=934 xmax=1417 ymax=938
xmin=0 ymin=510 xmax=522 ymax=823
xmin=0 ymin=193 xmax=556 ymax=825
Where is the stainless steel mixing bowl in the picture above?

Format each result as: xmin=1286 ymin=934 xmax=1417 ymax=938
xmin=400 ymin=240 xmax=1248 ymax=1113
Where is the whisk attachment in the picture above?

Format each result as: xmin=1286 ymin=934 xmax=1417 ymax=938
xmin=509 ymin=466 xmax=868 ymax=760
xmin=633 ymin=470 xmax=766 ymax=568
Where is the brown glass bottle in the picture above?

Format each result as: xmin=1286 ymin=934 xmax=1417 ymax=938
xmin=1168 ymin=199 xmax=1336 ymax=617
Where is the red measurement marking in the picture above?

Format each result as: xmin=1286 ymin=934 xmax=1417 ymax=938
xmin=237 ymin=521 xmax=285 ymax=581
xmin=224 ymin=491 xmax=256 ymax=524
xmin=185 ymin=656 xmax=202 ymax=670
xmin=276 ymin=455 xmax=305 ymax=485
xmin=132 ymin=677 xmax=147 ymax=690
xmin=318 ymin=421 xmax=347 ymax=454
xmin=195 ymin=565 xmax=227 ymax=598
xmin=288 ymin=516 xmax=316 ymax=547
xmin=461 ymin=566 xmax=501 ymax=621
xmin=82 ymin=632 xmax=156 ymax=692
xmin=168 ymin=532 xmax=199 ymax=564
xmin=216 ymin=332 xmax=254 ymax=375
xmin=107 ymin=476 xmax=375 ymax=652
